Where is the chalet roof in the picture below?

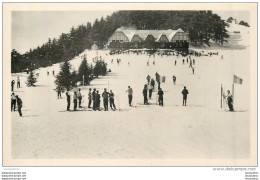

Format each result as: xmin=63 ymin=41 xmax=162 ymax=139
xmin=115 ymin=27 xmax=186 ymax=42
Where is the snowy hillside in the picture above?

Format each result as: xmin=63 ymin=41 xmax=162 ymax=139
xmin=10 ymin=22 xmax=253 ymax=164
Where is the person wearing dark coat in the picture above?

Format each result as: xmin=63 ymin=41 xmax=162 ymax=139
xmin=78 ymin=88 xmax=82 ymax=108
xmin=16 ymin=95 xmax=22 ymax=116
xmin=158 ymin=88 xmax=164 ymax=106
xmin=66 ymin=89 xmax=71 ymax=111
xmin=95 ymin=90 xmax=101 ymax=111
xmin=11 ymin=80 xmax=15 ymax=91
xmin=227 ymin=90 xmax=234 ymax=111
xmin=11 ymin=93 xmax=16 ymax=111
xmin=175 ymin=60 xmax=177 ymax=66
xmin=109 ymin=90 xmax=116 ymax=110
xmin=151 ymin=78 xmax=155 ymax=90
xmin=143 ymin=84 xmax=148 ymax=104
xmin=102 ymin=88 xmax=109 ymax=111
xmin=88 ymin=88 xmax=92 ymax=108
xmin=57 ymin=86 xmax=62 ymax=99
xmin=92 ymin=89 xmax=96 ymax=110
xmin=172 ymin=75 xmax=176 ymax=85
xmin=182 ymin=86 xmax=189 ymax=106
xmin=73 ymin=91 xmax=77 ymax=111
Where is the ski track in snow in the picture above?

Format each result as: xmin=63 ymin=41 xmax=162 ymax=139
xmin=11 ymin=22 xmax=251 ymax=159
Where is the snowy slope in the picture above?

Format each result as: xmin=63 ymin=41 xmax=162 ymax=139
xmin=10 ymin=22 xmax=253 ymax=163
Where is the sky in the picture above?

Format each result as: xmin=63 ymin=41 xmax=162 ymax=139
xmin=12 ymin=11 xmax=114 ymax=53
xmin=12 ymin=10 xmax=250 ymax=54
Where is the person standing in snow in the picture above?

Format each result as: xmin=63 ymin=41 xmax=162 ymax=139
xmin=16 ymin=95 xmax=22 ymax=117
xmin=151 ymin=78 xmax=155 ymax=91
xmin=148 ymin=83 xmax=153 ymax=99
xmin=182 ymin=86 xmax=189 ymax=106
xmin=11 ymin=92 xmax=16 ymax=111
xmin=73 ymin=91 xmax=78 ymax=111
xmin=172 ymin=75 xmax=176 ymax=85
xmin=11 ymin=80 xmax=15 ymax=91
xmin=17 ymin=77 xmax=20 ymax=88
xmin=57 ymin=86 xmax=62 ymax=99
xmin=52 ymin=70 xmax=55 ymax=76
xmin=66 ymin=89 xmax=71 ymax=111
xmin=102 ymin=88 xmax=109 ymax=111
xmin=88 ymin=88 xmax=92 ymax=108
xmin=158 ymin=88 xmax=164 ymax=106
xmin=92 ymin=88 xmax=96 ymax=110
xmin=175 ymin=60 xmax=177 ymax=66
xmin=193 ymin=59 xmax=195 ymax=65
xmin=227 ymin=90 xmax=234 ymax=111
xmin=109 ymin=90 xmax=116 ymax=111
xmin=146 ymin=75 xmax=151 ymax=85
xmin=192 ymin=67 xmax=195 ymax=75
xmin=95 ymin=90 xmax=101 ymax=111
xmin=78 ymin=88 xmax=82 ymax=108
xmin=143 ymin=84 xmax=148 ymax=105
xmin=126 ymin=86 xmax=133 ymax=106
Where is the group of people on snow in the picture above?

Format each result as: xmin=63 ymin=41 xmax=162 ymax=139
xmin=65 ymin=88 xmax=117 ymax=111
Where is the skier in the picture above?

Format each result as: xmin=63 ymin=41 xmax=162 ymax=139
xmin=17 ymin=77 xmax=20 ymax=88
xmin=158 ymin=88 xmax=164 ymax=106
xmin=126 ymin=86 xmax=133 ymax=106
xmin=175 ymin=60 xmax=177 ymax=66
xmin=78 ymin=88 xmax=82 ymax=108
xmin=153 ymin=60 xmax=155 ymax=65
xmin=109 ymin=90 xmax=116 ymax=111
xmin=57 ymin=86 xmax=62 ymax=99
xmin=11 ymin=92 xmax=16 ymax=111
xmin=16 ymin=95 xmax=22 ymax=117
xmin=11 ymin=80 xmax=15 ymax=91
xmin=53 ymin=70 xmax=55 ymax=76
xmin=143 ymin=84 xmax=148 ymax=105
xmin=47 ymin=71 xmax=49 ymax=76
xmin=66 ymin=89 xmax=71 ymax=111
xmin=193 ymin=59 xmax=195 ymax=65
xmin=95 ymin=90 xmax=101 ymax=111
xmin=88 ymin=88 xmax=92 ymax=108
xmin=147 ymin=61 xmax=149 ymax=66
xmin=102 ymin=88 xmax=109 ymax=111
xmin=182 ymin=59 xmax=185 ymax=64
xmin=148 ymin=83 xmax=153 ymax=99
xmin=151 ymin=78 xmax=155 ymax=91
xmin=92 ymin=88 xmax=96 ymax=110
xmin=111 ymin=59 xmax=113 ymax=64
xmin=227 ymin=90 xmax=234 ymax=111
xmin=192 ymin=67 xmax=195 ymax=74
xmin=182 ymin=86 xmax=189 ymax=106
xmin=73 ymin=91 xmax=78 ymax=111
xmin=146 ymin=75 xmax=151 ymax=85
xmin=172 ymin=75 xmax=176 ymax=85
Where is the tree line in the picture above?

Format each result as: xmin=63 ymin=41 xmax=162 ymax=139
xmin=12 ymin=10 xmax=229 ymax=73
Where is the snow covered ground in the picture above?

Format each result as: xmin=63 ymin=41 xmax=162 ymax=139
xmin=10 ymin=22 xmax=253 ymax=162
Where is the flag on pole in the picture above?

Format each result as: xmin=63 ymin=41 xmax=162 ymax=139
xmin=233 ymin=75 xmax=243 ymax=84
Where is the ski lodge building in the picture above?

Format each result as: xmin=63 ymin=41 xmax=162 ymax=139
xmin=107 ymin=27 xmax=189 ymax=51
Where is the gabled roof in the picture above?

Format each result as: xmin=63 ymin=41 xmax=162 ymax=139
xmin=114 ymin=27 xmax=187 ymax=42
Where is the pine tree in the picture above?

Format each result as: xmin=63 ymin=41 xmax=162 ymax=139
xmin=78 ymin=54 xmax=90 ymax=85
xmin=26 ymin=71 xmax=37 ymax=86
xmin=55 ymin=60 xmax=77 ymax=90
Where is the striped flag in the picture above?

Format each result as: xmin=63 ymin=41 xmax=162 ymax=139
xmin=233 ymin=75 xmax=243 ymax=84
